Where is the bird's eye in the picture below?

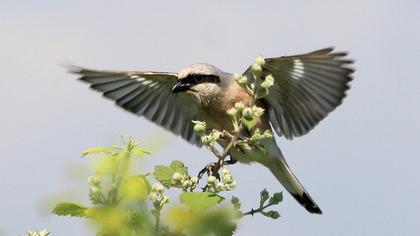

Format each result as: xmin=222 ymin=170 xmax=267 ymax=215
xmin=194 ymin=76 xmax=204 ymax=83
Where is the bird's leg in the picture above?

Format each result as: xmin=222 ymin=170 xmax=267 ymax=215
xmin=198 ymin=162 xmax=220 ymax=181
xmin=197 ymin=156 xmax=238 ymax=181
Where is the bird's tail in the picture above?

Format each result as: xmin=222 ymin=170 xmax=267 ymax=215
xmin=259 ymin=141 xmax=322 ymax=214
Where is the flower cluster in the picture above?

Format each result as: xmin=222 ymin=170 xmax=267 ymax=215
xmin=261 ymin=74 xmax=274 ymax=89
xmin=192 ymin=121 xmax=223 ymax=147
xmin=27 ymin=230 xmax=50 ymax=236
xmin=149 ymin=183 xmax=170 ymax=208
xmin=234 ymin=73 xmax=248 ymax=85
xmin=250 ymin=128 xmax=273 ymax=141
xmin=171 ymin=172 xmax=199 ymax=192
xmin=207 ymin=168 xmax=237 ymax=193
xmin=200 ymin=130 xmax=223 ymax=146
xmin=88 ymin=175 xmax=103 ymax=204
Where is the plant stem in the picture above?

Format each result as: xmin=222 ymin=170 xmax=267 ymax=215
xmin=154 ymin=207 xmax=161 ymax=234
xmin=242 ymin=203 xmax=273 ymax=216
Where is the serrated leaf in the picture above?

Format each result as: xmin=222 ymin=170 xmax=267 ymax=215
xmin=121 ymin=175 xmax=150 ymax=201
xmin=269 ymin=192 xmax=283 ymax=205
xmin=52 ymin=202 xmax=87 ymax=217
xmin=231 ymin=196 xmax=241 ymax=210
xmin=154 ymin=160 xmax=188 ymax=187
xmin=169 ymin=160 xmax=188 ymax=175
xmin=260 ymin=189 xmax=269 ymax=207
xmin=262 ymin=210 xmax=280 ymax=219
xmin=180 ymin=192 xmax=224 ymax=212
xmin=82 ymin=147 xmax=113 ymax=157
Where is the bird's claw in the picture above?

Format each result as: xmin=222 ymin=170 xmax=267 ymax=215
xmin=198 ymin=162 xmax=221 ymax=180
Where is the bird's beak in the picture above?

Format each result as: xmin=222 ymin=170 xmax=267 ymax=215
xmin=172 ymin=82 xmax=190 ymax=93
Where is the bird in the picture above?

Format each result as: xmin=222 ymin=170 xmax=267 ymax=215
xmin=71 ymin=47 xmax=354 ymax=214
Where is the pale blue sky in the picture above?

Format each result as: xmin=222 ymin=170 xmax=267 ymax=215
xmin=1 ymin=1 xmax=419 ymax=235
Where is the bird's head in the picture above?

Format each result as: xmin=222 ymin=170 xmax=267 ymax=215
xmin=172 ymin=64 xmax=230 ymax=104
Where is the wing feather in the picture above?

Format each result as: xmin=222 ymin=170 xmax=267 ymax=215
xmin=71 ymin=66 xmax=202 ymax=145
xmin=243 ymin=48 xmax=354 ymax=139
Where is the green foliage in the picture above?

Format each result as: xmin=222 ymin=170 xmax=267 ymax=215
xmin=154 ymin=160 xmax=188 ymax=188
xmin=243 ymin=189 xmax=283 ymax=219
xmin=52 ymin=202 xmax=87 ymax=217
xmin=180 ymin=192 xmax=224 ymax=212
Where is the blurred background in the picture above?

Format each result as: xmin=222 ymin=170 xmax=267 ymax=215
xmin=1 ymin=0 xmax=419 ymax=235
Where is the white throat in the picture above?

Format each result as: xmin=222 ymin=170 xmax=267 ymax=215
xmin=188 ymin=83 xmax=222 ymax=106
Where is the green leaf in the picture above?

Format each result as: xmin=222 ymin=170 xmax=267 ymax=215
xmin=242 ymin=117 xmax=257 ymax=129
xmin=153 ymin=160 xmax=188 ymax=188
xmin=52 ymin=202 xmax=87 ymax=217
xmin=269 ymin=192 xmax=283 ymax=205
xmin=121 ymin=175 xmax=151 ymax=201
xmin=262 ymin=210 xmax=280 ymax=219
xmin=260 ymin=189 xmax=269 ymax=207
xmin=231 ymin=196 xmax=241 ymax=210
xmin=82 ymin=147 xmax=113 ymax=157
xmin=170 ymin=160 xmax=188 ymax=175
xmin=180 ymin=192 xmax=224 ymax=212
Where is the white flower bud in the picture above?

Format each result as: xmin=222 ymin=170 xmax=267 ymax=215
xmin=234 ymin=73 xmax=248 ymax=85
xmin=149 ymin=192 xmax=157 ymax=202
xmin=252 ymin=106 xmax=265 ymax=117
xmin=234 ymin=73 xmax=242 ymax=82
xmin=222 ymin=174 xmax=232 ymax=183
xmin=242 ymin=107 xmax=254 ymax=121
xmin=216 ymin=182 xmax=225 ymax=192
xmin=221 ymin=168 xmax=230 ymax=176
xmin=90 ymin=186 xmax=100 ymax=194
xmin=201 ymin=135 xmax=212 ymax=145
xmin=255 ymin=56 xmax=265 ymax=66
xmin=193 ymin=123 xmax=206 ymax=133
xmin=263 ymin=130 xmax=273 ymax=138
xmin=226 ymin=180 xmax=237 ymax=190
xmin=238 ymin=75 xmax=248 ymax=85
xmin=234 ymin=102 xmax=245 ymax=111
xmin=89 ymin=186 xmax=102 ymax=204
xmin=226 ymin=108 xmax=237 ymax=116
xmin=161 ymin=196 xmax=170 ymax=205
xmin=172 ymin=172 xmax=183 ymax=182
xmin=151 ymin=183 xmax=164 ymax=194
xmin=182 ymin=179 xmax=190 ymax=187
xmin=211 ymin=131 xmax=221 ymax=141
xmin=261 ymin=74 xmax=274 ymax=89
xmin=250 ymin=83 xmax=255 ymax=90
xmin=251 ymin=63 xmax=262 ymax=74
xmin=208 ymin=176 xmax=217 ymax=184
xmin=88 ymin=176 xmax=101 ymax=186
xmin=190 ymin=176 xmax=198 ymax=184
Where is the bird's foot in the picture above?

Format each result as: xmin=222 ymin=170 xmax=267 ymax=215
xmin=197 ymin=157 xmax=238 ymax=192
xmin=197 ymin=157 xmax=238 ymax=180
xmin=198 ymin=162 xmax=220 ymax=181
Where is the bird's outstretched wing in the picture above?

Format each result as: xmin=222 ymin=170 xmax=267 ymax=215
xmin=70 ymin=66 xmax=202 ymax=146
xmin=243 ymin=48 xmax=354 ymax=139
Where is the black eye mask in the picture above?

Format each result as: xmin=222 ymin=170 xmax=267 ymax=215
xmin=182 ymin=74 xmax=220 ymax=85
